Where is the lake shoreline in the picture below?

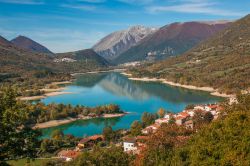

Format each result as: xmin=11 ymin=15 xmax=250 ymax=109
xmin=18 ymin=81 xmax=74 ymax=101
xmin=121 ymin=73 xmax=234 ymax=98
xmin=71 ymin=68 xmax=126 ymax=76
xmin=32 ymin=113 xmax=127 ymax=129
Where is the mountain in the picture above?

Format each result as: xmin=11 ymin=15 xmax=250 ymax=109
xmin=55 ymin=49 xmax=110 ymax=72
xmin=11 ymin=35 xmax=53 ymax=55
xmin=0 ymin=36 xmax=12 ymax=46
xmin=131 ymin=14 xmax=250 ymax=94
xmin=115 ymin=21 xmax=231 ymax=64
xmin=0 ymin=38 xmax=56 ymax=76
xmin=92 ymin=25 xmax=157 ymax=60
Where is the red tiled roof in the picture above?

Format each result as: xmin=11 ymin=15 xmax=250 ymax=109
xmin=217 ymin=106 xmax=224 ymax=111
xmin=175 ymin=116 xmax=185 ymax=120
xmin=178 ymin=112 xmax=190 ymax=118
xmin=123 ymin=137 xmax=136 ymax=143
xmin=79 ymin=135 xmax=103 ymax=144
xmin=58 ymin=150 xmax=80 ymax=159
xmin=136 ymin=136 xmax=149 ymax=140
xmin=207 ymin=105 xmax=218 ymax=109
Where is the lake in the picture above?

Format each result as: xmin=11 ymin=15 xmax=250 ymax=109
xmin=41 ymin=72 xmax=223 ymax=138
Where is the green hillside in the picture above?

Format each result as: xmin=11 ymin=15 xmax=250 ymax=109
xmin=130 ymin=14 xmax=250 ymax=94
xmin=55 ymin=49 xmax=110 ymax=72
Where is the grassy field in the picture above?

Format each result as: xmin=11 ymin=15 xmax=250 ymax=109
xmin=8 ymin=158 xmax=53 ymax=166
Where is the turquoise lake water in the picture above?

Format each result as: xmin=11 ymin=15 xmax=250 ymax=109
xmin=41 ymin=72 xmax=223 ymax=138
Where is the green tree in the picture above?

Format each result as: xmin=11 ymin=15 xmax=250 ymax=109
xmin=130 ymin=120 xmax=142 ymax=136
xmin=40 ymin=139 xmax=50 ymax=153
xmin=180 ymin=109 xmax=250 ymax=165
xmin=0 ymin=87 xmax=40 ymax=163
xmin=141 ymin=112 xmax=157 ymax=127
xmin=185 ymin=104 xmax=195 ymax=110
xmin=103 ymin=126 xmax=114 ymax=142
xmin=51 ymin=130 xmax=64 ymax=140
xmin=69 ymin=146 xmax=132 ymax=166
xmin=203 ymin=111 xmax=213 ymax=123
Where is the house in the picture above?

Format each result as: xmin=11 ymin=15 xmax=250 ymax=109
xmin=194 ymin=105 xmax=205 ymax=111
xmin=205 ymin=104 xmax=218 ymax=112
xmin=141 ymin=124 xmax=160 ymax=134
xmin=77 ymin=135 xmax=103 ymax=149
xmin=123 ymin=138 xmax=137 ymax=153
xmin=155 ymin=118 xmax=169 ymax=124
xmin=164 ymin=113 xmax=174 ymax=119
xmin=175 ymin=111 xmax=190 ymax=125
xmin=177 ymin=112 xmax=190 ymax=119
xmin=184 ymin=109 xmax=195 ymax=117
xmin=175 ymin=116 xmax=186 ymax=125
xmin=184 ymin=120 xmax=194 ymax=129
xmin=58 ymin=150 xmax=80 ymax=162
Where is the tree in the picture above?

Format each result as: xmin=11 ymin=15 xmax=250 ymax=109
xmin=168 ymin=117 xmax=176 ymax=124
xmin=135 ymin=124 xmax=193 ymax=166
xmin=40 ymin=139 xmax=50 ymax=153
xmin=68 ymin=146 xmax=132 ymax=166
xmin=203 ymin=111 xmax=213 ymax=123
xmin=130 ymin=120 xmax=142 ymax=136
xmin=0 ymin=87 xmax=40 ymax=163
xmin=51 ymin=130 xmax=64 ymax=140
xmin=185 ymin=104 xmax=195 ymax=110
xmin=103 ymin=126 xmax=114 ymax=142
xmin=180 ymin=108 xmax=250 ymax=165
xmin=141 ymin=112 xmax=157 ymax=127
xmin=157 ymin=108 xmax=166 ymax=118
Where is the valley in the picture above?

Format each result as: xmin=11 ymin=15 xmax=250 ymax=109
xmin=0 ymin=3 xmax=250 ymax=165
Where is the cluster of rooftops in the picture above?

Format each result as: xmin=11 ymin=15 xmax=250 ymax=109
xmin=57 ymin=103 xmax=223 ymax=161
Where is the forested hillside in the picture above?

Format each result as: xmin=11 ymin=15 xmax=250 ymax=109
xmin=55 ymin=49 xmax=110 ymax=72
xmin=130 ymin=14 xmax=250 ymax=94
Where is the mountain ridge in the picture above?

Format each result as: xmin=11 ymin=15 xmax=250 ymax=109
xmin=115 ymin=21 xmax=231 ymax=64
xmin=92 ymin=25 xmax=157 ymax=60
xmin=11 ymin=35 xmax=53 ymax=55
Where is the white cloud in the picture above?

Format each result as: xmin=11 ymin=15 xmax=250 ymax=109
xmin=147 ymin=1 xmax=246 ymax=16
xmin=61 ymin=4 xmax=97 ymax=11
xmin=0 ymin=0 xmax=44 ymax=5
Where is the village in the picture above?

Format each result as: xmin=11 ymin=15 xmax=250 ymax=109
xmin=56 ymin=103 xmax=224 ymax=162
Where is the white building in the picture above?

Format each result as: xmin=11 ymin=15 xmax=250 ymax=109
xmin=164 ymin=113 xmax=174 ymax=119
xmin=155 ymin=118 xmax=169 ymax=124
xmin=123 ymin=138 xmax=137 ymax=153
xmin=175 ymin=117 xmax=186 ymax=126
xmin=194 ymin=105 xmax=205 ymax=111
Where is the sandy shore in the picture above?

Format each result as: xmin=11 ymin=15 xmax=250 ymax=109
xmin=50 ymin=81 xmax=72 ymax=85
xmin=32 ymin=113 xmax=127 ymax=129
xmin=19 ymin=80 xmax=74 ymax=101
xmin=19 ymin=91 xmax=74 ymax=101
xmin=121 ymin=73 xmax=234 ymax=98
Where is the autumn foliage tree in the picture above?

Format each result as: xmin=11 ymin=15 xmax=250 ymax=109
xmin=157 ymin=108 xmax=166 ymax=118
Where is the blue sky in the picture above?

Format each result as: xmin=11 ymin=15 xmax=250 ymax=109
xmin=0 ymin=0 xmax=249 ymax=53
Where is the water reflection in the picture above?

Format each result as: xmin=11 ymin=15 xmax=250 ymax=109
xmin=41 ymin=117 xmax=122 ymax=138
xmin=74 ymin=72 xmax=222 ymax=103
xmin=41 ymin=72 xmax=222 ymax=138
